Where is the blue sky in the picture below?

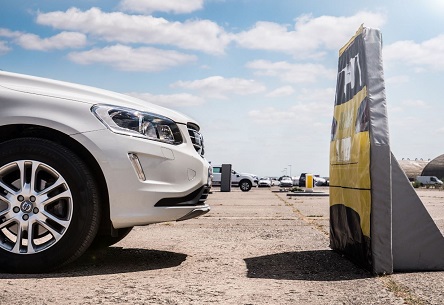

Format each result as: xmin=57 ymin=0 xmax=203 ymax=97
xmin=1 ymin=0 xmax=444 ymax=178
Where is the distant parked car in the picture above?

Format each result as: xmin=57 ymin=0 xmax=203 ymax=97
xmin=299 ymin=173 xmax=328 ymax=187
xmin=299 ymin=173 xmax=307 ymax=187
xmin=315 ymin=176 xmax=329 ymax=186
xmin=279 ymin=177 xmax=293 ymax=187
xmin=271 ymin=178 xmax=280 ymax=186
xmin=244 ymin=173 xmax=259 ymax=184
xmin=258 ymin=177 xmax=272 ymax=187
xmin=416 ymin=176 xmax=443 ymax=187
xmin=212 ymin=165 xmax=257 ymax=191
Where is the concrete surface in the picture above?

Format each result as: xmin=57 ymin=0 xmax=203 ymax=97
xmin=1 ymin=187 xmax=444 ymax=304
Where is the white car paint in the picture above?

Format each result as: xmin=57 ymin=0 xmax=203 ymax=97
xmin=0 ymin=71 xmax=211 ymax=226
xmin=0 ymin=71 xmax=212 ymax=272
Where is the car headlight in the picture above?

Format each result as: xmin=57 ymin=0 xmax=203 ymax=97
xmin=92 ymin=105 xmax=183 ymax=144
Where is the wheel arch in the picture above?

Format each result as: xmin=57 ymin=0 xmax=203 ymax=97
xmin=0 ymin=124 xmax=112 ymax=235
xmin=239 ymin=178 xmax=253 ymax=184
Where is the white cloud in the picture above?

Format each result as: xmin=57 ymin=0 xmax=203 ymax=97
xmin=0 ymin=28 xmax=22 ymax=38
xmin=0 ymin=41 xmax=11 ymax=55
xmin=384 ymin=35 xmax=444 ymax=71
xmin=0 ymin=28 xmax=86 ymax=51
xmin=385 ymin=75 xmax=409 ymax=85
xmin=127 ymin=92 xmax=205 ymax=107
xmin=119 ymin=0 xmax=204 ymax=14
xmin=172 ymin=76 xmax=267 ymax=99
xmin=235 ymin=11 xmax=386 ymax=57
xmin=248 ymin=103 xmax=333 ymax=126
xmin=403 ymin=99 xmax=429 ymax=108
xmin=14 ymin=32 xmax=87 ymax=51
xmin=246 ymin=60 xmax=335 ymax=83
xmin=389 ymin=115 xmax=423 ymax=128
xmin=296 ymin=87 xmax=335 ymax=104
xmin=387 ymin=105 xmax=403 ymax=114
xmin=266 ymin=86 xmax=295 ymax=98
xmin=249 ymin=88 xmax=335 ymax=124
xmin=249 ymin=106 xmax=297 ymax=122
xmin=68 ymin=44 xmax=197 ymax=71
xmin=36 ymin=7 xmax=231 ymax=55
xmin=289 ymin=101 xmax=331 ymax=119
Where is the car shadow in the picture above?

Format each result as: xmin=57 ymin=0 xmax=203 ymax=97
xmin=0 ymin=247 xmax=187 ymax=279
xmin=244 ymin=250 xmax=372 ymax=281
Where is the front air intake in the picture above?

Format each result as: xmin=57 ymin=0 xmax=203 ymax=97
xmin=187 ymin=123 xmax=204 ymax=156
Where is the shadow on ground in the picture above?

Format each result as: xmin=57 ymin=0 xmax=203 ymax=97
xmin=0 ymin=247 xmax=187 ymax=279
xmin=245 ymin=250 xmax=371 ymax=281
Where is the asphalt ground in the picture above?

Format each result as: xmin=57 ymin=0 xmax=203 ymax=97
xmin=1 ymin=187 xmax=444 ymax=304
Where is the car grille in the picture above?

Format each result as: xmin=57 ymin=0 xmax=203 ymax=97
xmin=155 ymin=185 xmax=211 ymax=207
xmin=198 ymin=186 xmax=211 ymax=204
xmin=188 ymin=123 xmax=204 ymax=156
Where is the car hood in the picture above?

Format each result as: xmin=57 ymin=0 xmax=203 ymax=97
xmin=0 ymin=71 xmax=196 ymax=125
xmin=242 ymin=173 xmax=258 ymax=178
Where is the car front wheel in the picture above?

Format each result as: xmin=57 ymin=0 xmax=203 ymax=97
xmin=239 ymin=180 xmax=252 ymax=192
xmin=0 ymin=138 xmax=101 ymax=273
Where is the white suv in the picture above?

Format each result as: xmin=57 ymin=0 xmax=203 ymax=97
xmin=212 ymin=165 xmax=257 ymax=192
xmin=0 ymin=71 xmax=212 ymax=273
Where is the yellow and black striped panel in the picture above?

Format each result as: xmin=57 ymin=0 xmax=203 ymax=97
xmin=330 ymin=26 xmax=372 ymax=268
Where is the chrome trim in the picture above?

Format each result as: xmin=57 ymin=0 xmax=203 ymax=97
xmin=128 ymin=153 xmax=146 ymax=181
xmin=187 ymin=126 xmax=205 ymax=156
xmin=176 ymin=207 xmax=210 ymax=222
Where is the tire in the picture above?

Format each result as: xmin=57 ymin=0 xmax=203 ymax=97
xmin=239 ymin=180 xmax=252 ymax=192
xmin=0 ymin=138 xmax=101 ymax=273
xmin=89 ymin=227 xmax=133 ymax=249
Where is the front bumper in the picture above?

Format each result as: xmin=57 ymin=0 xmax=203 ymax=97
xmin=155 ymin=185 xmax=211 ymax=207
xmin=72 ymin=125 xmax=212 ymax=228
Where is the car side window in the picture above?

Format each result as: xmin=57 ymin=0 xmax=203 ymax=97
xmin=213 ymin=167 xmax=221 ymax=174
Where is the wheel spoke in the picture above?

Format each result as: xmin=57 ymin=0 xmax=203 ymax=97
xmin=40 ymin=209 xmax=70 ymax=228
xmin=11 ymin=226 xmax=23 ymax=253
xmin=29 ymin=161 xmax=39 ymax=194
xmin=36 ymin=219 xmax=63 ymax=240
xmin=11 ymin=218 xmax=29 ymax=253
xmin=9 ymin=219 xmax=37 ymax=254
xmin=0 ymin=207 xmax=11 ymax=218
xmin=26 ymin=225 xmax=36 ymax=254
xmin=0 ymin=216 xmax=16 ymax=230
xmin=39 ymin=189 xmax=71 ymax=208
xmin=16 ymin=160 xmax=26 ymax=192
xmin=36 ymin=176 xmax=63 ymax=197
xmin=0 ymin=180 xmax=18 ymax=198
